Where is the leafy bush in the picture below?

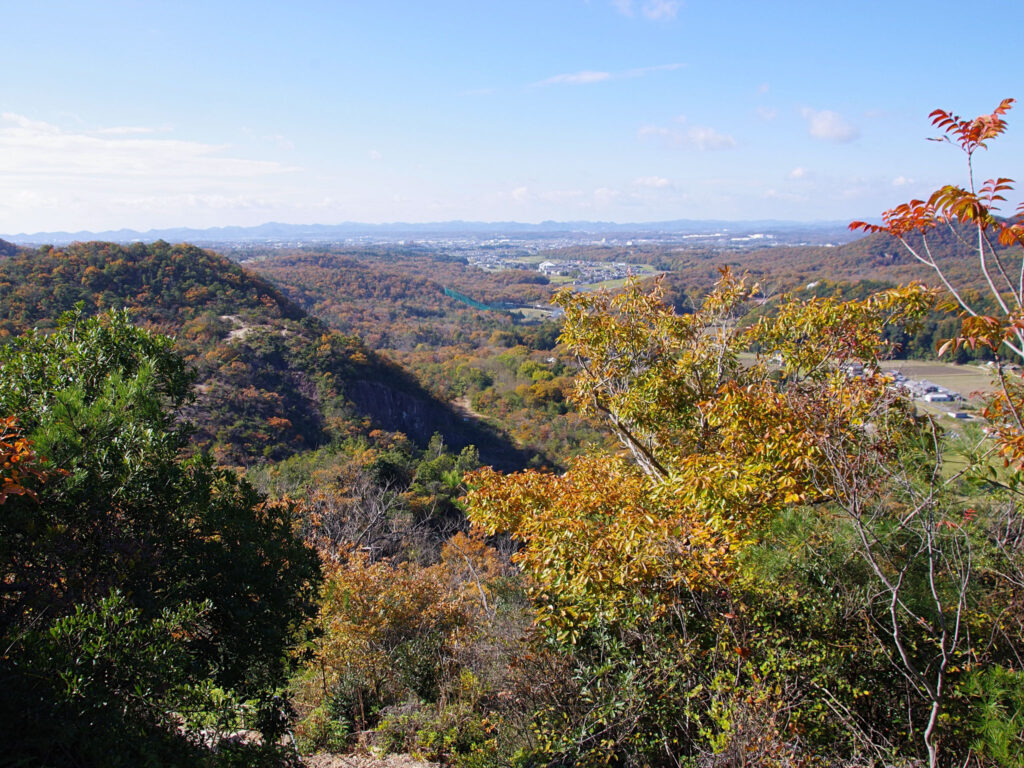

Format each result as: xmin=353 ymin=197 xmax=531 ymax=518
xmin=0 ymin=309 xmax=320 ymax=766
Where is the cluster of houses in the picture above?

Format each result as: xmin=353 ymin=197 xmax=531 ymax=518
xmin=465 ymin=253 xmax=645 ymax=285
xmin=843 ymin=363 xmax=972 ymax=419
xmin=535 ymin=259 xmax=636 ymax=283
xmin=465 ymin=253 xmax=539 ymax=271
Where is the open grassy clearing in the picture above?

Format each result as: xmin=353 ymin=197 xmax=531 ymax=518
xmin=499 ymin=254 xmax=548 ymax=265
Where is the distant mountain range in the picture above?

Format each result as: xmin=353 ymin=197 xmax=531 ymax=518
xmin=1 ymin=219 xmax=860 ymax=246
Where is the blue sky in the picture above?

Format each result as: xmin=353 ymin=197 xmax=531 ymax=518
xmin=2 ymin=0 xmax=1022 ymax=233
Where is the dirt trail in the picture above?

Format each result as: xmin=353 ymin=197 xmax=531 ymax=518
xmin=452 ymin=395 xmax=485 ymax=421
xmin=303 ymin=754 xmax=436 ymax=768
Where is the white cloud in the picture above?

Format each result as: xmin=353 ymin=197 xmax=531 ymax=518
xmin=634 ymin=175 xmax=671 ymax=188
xmin=0 ymin=113 xmax=294 ymax=180
xmin=0 ymin=113 xmax=300 ymax=232
xmin=511 ymin=186 xmax=530 ymax=202
xmin=641 ymin=0 xmax=680 ymax=20
xmin=639 ymin=120 xmax=736 ymax=151
xmin=241 ymin=126 xmax=295 ymax=151
xmin=611 ymin=0 xmax=634 ymax=16
xmin=534 ymin=70 xmax=612 ymax=86
xmin=266 ymin=134 xmax=295 ymax=151
xmin=95 ymin=125 xmax=170 ymax=136
xmin=369 ymin=149 xmax=382 ymax=160
xmin=532 ymin=62 xmax=681 ymax=88
xmin=756 ymin=106 xmax=778 ymax=121
xmin=612 ymin=0 xmax=680 ymax=20
xmin=686 ymin=126 xmax=735 ymax=150
xmin=788 ymin=167 xmax=807 ymax=180
xmin=801 ymin=108 xmax=859 ymax=143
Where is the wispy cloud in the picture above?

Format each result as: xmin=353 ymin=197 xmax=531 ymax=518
xmin=634 ymin=175 xmax=671 ymax=188
xmin=641 ymin=0 xmax=680 ymax=20
xmin=95 ymin=125 xmax=171 ymax=136
xmin=801 ymin=108 xmax=859 ymax=143
xmin=0 ymin=113 xmax=300 ymax=232
xmin=0 ymin=114 xmax=295 ymax=179
xmin=756 ymin=106 xmax=778 ymax=121
xmin=612 ymin=0 xmax=682 ymax=20
xmin=788 ymin=167 xmax=807 ymax=180
xmin=242 ymin=126 xmax=296 ymax=151
xmin=535 ymin=70 xmax=612 ymax=87
xmin=265 ymin=133 xmax=295 ymax=151
xmin=639 ymin=117 xmax=736 ymax=151
xmin=532 ymin=62 xmax=682 ymax=87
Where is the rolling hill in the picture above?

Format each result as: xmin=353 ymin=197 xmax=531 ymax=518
xmin=0 ymin=240 xmax=534 ymax=468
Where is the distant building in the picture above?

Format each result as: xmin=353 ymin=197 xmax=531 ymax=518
xmin=841 ymin=362 xmax=864 ymax=379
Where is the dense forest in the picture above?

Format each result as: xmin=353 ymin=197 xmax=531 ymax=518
xmin=3 ymin=102 xmax=1024 ymax=768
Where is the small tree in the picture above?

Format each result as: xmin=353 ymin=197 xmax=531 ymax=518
xmin=851 ymin=99 xmax=1024 ymax=464
xmin=466 ymin=274 xmax=939 ymax=765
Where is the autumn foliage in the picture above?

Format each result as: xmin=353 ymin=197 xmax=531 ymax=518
xmin=853 ymin=99 xmax=1024 ymax=471
xmin=0 ymin=416 xmax=46 ymax=504
xmin=462 ymin=269 xmax=958 ymax=764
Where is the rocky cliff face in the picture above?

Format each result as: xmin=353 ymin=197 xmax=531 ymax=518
xmin=345 ymin=379 xmax=538 ymax=471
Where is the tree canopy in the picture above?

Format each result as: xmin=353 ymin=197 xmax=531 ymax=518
xmin=0 ymin=309 xmax=321 ymax=767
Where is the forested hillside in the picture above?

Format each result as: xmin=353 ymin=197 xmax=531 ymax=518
xmin=0 ymin=241 xmax=532 ymax=468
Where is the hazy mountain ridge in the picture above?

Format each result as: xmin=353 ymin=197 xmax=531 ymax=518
xmin=1 ymin=219 xmax=859 ymax=246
